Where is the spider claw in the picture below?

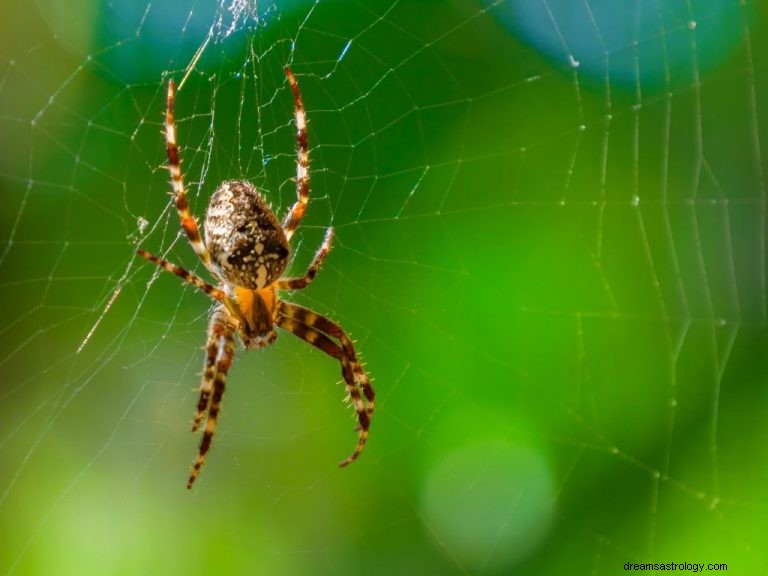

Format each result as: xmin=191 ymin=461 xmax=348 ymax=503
xmin=338 ymin=444 xmax=365 ymax=468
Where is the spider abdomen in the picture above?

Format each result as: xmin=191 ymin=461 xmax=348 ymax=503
xmin=204 ymin=180 xmax=290 ymax=290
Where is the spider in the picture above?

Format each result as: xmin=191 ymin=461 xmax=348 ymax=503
xmin=137 ymin=68 xmax=374 ymax=489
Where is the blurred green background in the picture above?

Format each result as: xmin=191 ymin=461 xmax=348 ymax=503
xmin=1 ymin=1 xmax=766 ymax=574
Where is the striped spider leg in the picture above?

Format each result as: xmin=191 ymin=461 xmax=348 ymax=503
xmin=137 ymin=67 xmax=374 ymax=489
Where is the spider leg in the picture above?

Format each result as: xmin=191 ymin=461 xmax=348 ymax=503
xmin=137 ymin=249 xmax=252 ymax=347
xmin=281 ymin=67 xmax=310 ymax=242
xmin=188 ymin=306 xmax=236 ymax=489
xmin=136 ymin=249 xmax=226 ymax=302
xmin=165 ymin=79 xmax=214 ymax=271
xmin=192 ymin=304 xmax=229 ymax=432
xmin=276 ymin=301 xmax=374 ymax=467
xmin=275 ymin=227 xmax=333 ymax=291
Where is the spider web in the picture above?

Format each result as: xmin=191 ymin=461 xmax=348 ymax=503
xmin=1 ymin=0 xmax=766 ymax=574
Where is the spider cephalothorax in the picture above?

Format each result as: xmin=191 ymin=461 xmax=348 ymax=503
xmin=137 ymin=68 xmax=374 ymax=488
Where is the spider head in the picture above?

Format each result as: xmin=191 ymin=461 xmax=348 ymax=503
xmin=205 ymin=180 xmax=290 ymax=290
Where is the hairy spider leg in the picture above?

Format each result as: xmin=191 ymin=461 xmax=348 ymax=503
xmin=187 ymin=306 xmax=236 ymax=489
xmin=165 ymin=80 xmax=214 ymax=271
xmin=192 ymin=313 xmax=229 ymax=432
xmin=275 ymin=227 xmax=334 ymax=291
xmin=137 ymin=249 xmax=225 ymax=301
xmin=276 ymin=301 xmax=374 ymax=467
xmin=136 ymin=248 xmax=251 ymax=329
xmin=281 ymin=67 xmax=310 ymax=242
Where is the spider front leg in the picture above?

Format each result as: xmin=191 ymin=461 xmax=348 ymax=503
xmin=188 ymin=305 xmax=236 ymax=489
xmin=281 ymin=67 xmax=310 ymax=242
xmin=276 ymin=301 xmax=374 ymax=467
xmin=165 ymin=79 xmax=215 ymax=271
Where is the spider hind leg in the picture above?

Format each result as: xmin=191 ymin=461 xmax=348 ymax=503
xmin=276 ymin=301 xmax=374 ymax=467
xmin=187 ymin=306 xmax=236 ymax=489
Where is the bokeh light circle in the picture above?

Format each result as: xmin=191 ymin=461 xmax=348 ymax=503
xmin=487 ymin=0 xmax=750 ymax=91
xmin=420 ymin=441 xmax=554 ymax=572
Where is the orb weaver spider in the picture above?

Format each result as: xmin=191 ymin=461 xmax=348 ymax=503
xmin=137 ymin=68 xmax=374 ymax=488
